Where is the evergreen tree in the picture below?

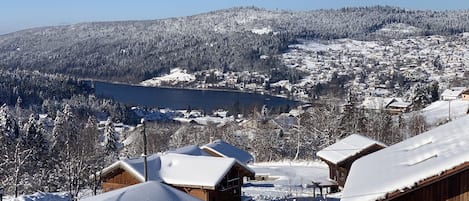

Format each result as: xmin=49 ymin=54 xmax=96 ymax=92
xmin=0 ymin=104 xmax=20 ymax=143
xmin=103 ymin=117 xmax=120 ymax=155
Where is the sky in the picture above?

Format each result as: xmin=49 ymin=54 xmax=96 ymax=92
xmin=1 ymin=0 xmax=469 ymax=35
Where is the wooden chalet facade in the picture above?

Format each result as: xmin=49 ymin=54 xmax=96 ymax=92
xmin=102 ymin=168 xmax=140 ymax=192
xmin=341 ymin=115 xmax=469 ymax=201
xmin=99 ymin=153 xmax=255 ymax=201
xmin=385 ymin=162 xmax=469 ymax=201
xmin=322 ymin=143 xmax=385 ymax=187
xmin=172 ymin=163 xmax=253 ymax=201
xmin=317 ymin=134 xmax=386 ymax=188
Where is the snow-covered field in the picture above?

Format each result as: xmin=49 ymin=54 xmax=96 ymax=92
xmin=3 ymin=192 xmax=70 ymax=201
xmin=243 ymin=160 xmax=339 ymax=201
xmin=421 ymin=100 xmax=469 ymax=125
xmin=140 ymin=68 xmax=196 ymax=86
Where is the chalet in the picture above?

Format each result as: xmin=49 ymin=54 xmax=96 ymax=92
xmin=316 ymin=134 xmax=386 ymax=188
xmin=82 ymin=181 xmax=202 ymax=201
xmin=462 ymin=89 xmax=469 ymax=101
xmin=361 ymin=97 xmax=411 ymax=114
xmin=341 ymin=115 xmax=469 ymax=201
xmin=202 ymin=139 xmax=254 ymax=164
xmin=385 ymin=101 xmax=412 ymax=114
xmin=441 ymin=87 xmax=466 ymax=101
xmin=99 ymin=153 xmax=255 ymax=201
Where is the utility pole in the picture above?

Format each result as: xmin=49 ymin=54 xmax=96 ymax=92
xmin=448 ymin=100 xmax=451 ymax=121
xmin=141 ymin=118 xmax=148 ymax=182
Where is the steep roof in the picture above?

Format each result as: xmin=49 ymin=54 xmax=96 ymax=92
xmin=100 ymin=153 xmax=254 ymax=189
xmin=159 ymin=153 xmax=239 ymax=188
xmin=101 ymin=154 xmax=162 ymax=182
xmin=201 ymin=139 xmax=254 ymax=164
xmin=317 ymin=134 xmax=386 ymax=165
xmin=81 ymin=181 xmax=202 ymax=201
xmin=387 ymin=101 xmax=411 ymax=108
xmin=166 ymin=145 xmax=211 ymax=156
xmin=361 ymin=97 xmax=396 ymax=110
xmin=342 ymin=115 xmax=469 ymax=201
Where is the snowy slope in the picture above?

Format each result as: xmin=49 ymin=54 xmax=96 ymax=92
xmin=140 ymin=68 xmax=196 ymax=86
xmin=421 ymin=100 xmax=469 ymax=125
xmin=342 ymin=115 xmax=469 ymax=201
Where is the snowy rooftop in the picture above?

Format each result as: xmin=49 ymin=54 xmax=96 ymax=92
xmin=202 ymin=139 xmax=254 ymax=164
xmin=102 ymin=153 xmax=252 ymax=189
xmin=387 ymin=101 xmax=411 ymax=108
xmin=441 ymin=87 xmax=466 ymax=98
xmin=422 ymin=100 xmax=469 ymax=125
xmin=166 ymin=145 xmax=211 ymax=156
xmin=361 ymin=97 xmax=397 ymax=110
xmin=159 ymin=153 xmax=238 ymax=188
xmin=342 ymin=115 xmax=469 ymax=201
xmin=317 ymin=134 xmax=386 ymax=165
xmin=81 ymin=181 xmax=202 ymax=201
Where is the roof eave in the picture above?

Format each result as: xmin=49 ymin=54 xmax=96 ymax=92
xmin=383 ymin=161 xmax=469 ymax=201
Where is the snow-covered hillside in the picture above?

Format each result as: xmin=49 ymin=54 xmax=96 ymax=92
xmin=140 ymin=68 xmax=196 ymax=86
xmin=421 ymin=100 xmax=469 ymax=125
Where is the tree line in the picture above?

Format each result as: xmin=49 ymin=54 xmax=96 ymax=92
xmin=1 ymin=7 xmax=469 ymax=83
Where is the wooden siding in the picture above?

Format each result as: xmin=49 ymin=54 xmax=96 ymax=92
xmin=101 ymin=168 xmax=140 ymax=192
xmin=463 ymin=94 xmax=469 ymax=101
xmin=209 ymin=187 xmax=242 ymax=201
xmin=322 ymin=144 xmax=385 ymax=187
xmin=388 ymin=166 xmax=469 ymax=201
xmin=177 ymin=187 xmax=209 ymax=201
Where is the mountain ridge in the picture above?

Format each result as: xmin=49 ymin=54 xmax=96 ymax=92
xmin=1 ymin=6 xmax=468 ymax=83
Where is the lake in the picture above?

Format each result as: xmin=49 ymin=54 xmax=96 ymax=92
xmin=91 ymin=81 xmax=298 ymax=112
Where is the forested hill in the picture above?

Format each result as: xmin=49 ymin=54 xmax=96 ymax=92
xmin=1 ymin=6 xmax=468 ymax=83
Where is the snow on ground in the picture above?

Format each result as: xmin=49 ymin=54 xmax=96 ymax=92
xmin=421 ymin=99 xmax=469 ymax=125
xmin=173 ymin=116 xmax=234 ymax=127
xmin=251 ymin=27 xmax=273 ymax=35
xmin=378 ymin=23 xmax=422 ymax=34
xmin=140 ymin=68 xmax=196 ymax=86
xmin=271 ymin=80 xmax=292 ymax=91
xmin=243 ymin=160 xmax=337 ymax=200
xmin=4 ymin=192 xmax=70 ymax=201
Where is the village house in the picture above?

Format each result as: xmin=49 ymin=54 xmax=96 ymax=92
xmin=441 ymin=87 xmax=467 ymax=101
xmin=202 ymin=139 xmax=254 ymax=164
xmin=98 ymin=153 xmax=255 ymax=201
xmin=385 ymin=101 xmax=412 ymax=114
xmin=341 ymin=115 xmax=469 ymax=201
xmin=361 ymin=97 xmax=411 ymax=114
xmin=316 ymin=134 xmax=386 ymax=188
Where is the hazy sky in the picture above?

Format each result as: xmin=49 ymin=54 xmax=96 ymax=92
xmin=1 ymin=0 xmax=469 ymax=34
